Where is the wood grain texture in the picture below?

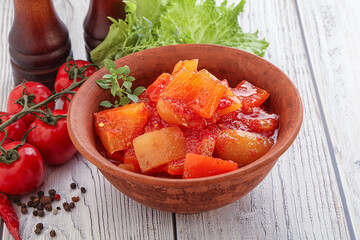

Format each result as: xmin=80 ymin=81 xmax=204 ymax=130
xmin=0 ymin=0 xmax=14 ymax=108
xmin=1 ymin=0 xmax=174 ymax=239
xmin=176 ymin=0 xmax=351 ymax=239
xmin=0 ymin=0 xmax=357 ymax=239
xmin=296 ymin=0 xmax=360 ymax=237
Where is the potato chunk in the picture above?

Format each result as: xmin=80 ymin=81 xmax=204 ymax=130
xmin=94 ymin=103 xmax=147 ymax=154
xmin=133 ymin=126 xmax=187 ymax=172
xmin=216 ymin=129 xmax=274 ymax=165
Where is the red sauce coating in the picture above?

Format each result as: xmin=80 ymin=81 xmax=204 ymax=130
xmin=95 ymin=63 xmax=279 ymax=179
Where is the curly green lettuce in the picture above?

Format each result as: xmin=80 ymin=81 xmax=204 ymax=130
xmin=90 ymin=0 xmax=269 ymax=67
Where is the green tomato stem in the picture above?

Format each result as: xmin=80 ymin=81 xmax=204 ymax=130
xmin=0 ymin=68 xmax=86 ymax=132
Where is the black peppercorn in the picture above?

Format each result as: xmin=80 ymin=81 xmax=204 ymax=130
xmin=32 ymin=210 xmax=38 ymax=216
xmin=70 ymin=182 xmax=76 ymax=189
xmin=64 ymin=204 xmax=71 ymax=212
xmin=36 ymin=223 xmax=44 ymax=230
xmin=38 ymin=210 xmax=45 ymax=217
xmin=50 ymin=230 xmax=56 ymax=237
xmin=27 ymin=200 xmax=34 ymax=207
xmin=81 ymin=187 xmax=86 ymax=193
xmin=37 ymin=204 xmax=44 ymax=210
xmin=45 ymin=204 xmax=52 ymax=212
xmin=48 ymin=189 xmax=56 ymax=195
xmin=35 ymin=228 xmax=42 ymax=235
xmin=33 ymin=197 xmax=40 ymax=208
xmin=37 ymin=191 xmax=44 ymax=198
xmin=21 ymin=208 xmax=28 ymax=215
xmin=40 ymin=196 xmax=52 ymax=206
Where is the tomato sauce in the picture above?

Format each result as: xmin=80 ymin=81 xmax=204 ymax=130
xmin=94 ymin=60 xmax=279 ymax=179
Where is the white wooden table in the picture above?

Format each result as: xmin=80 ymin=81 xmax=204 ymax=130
xmin=1 ymin=0 xmax=359 ymax=239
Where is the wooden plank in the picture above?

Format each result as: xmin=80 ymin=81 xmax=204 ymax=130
xmin=0 ymin=0 xmax=14 ymax=107
xmin=0 ymin=11 xmax=14 ymax=240
xmin=296 ymin=0 xmax=360 ymax=238
xmin=1 ymin=0 xmax=174 ymax=239
xmin=175 ymin=0 xmax=351 ymax=239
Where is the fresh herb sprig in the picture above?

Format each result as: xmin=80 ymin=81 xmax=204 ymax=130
xmin=96 ymin=59 xmax=145 ymax=108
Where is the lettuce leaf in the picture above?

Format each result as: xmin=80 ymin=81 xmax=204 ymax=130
xmin=90 ymin=0 xmax=268 ymax=67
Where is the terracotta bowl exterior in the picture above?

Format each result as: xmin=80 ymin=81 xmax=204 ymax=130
xmin=68 ymin=44 xmax=303 ymax=213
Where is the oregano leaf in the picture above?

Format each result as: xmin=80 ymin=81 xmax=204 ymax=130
xmin=96 ymin=79 xmax=111 ymax=89
xmin=120 ymin=97 xmax=131 ymax=106
xmin=133 ymin=86 xmax=146 ymax=96
xmin=99 ymin=101 xmax=113 ymax=108
xmin=123 ymin=81 xmax=132 ymax=90
xmin=127 ymin=76 xmax=135 ymax=82
xmin=123 ymin=66 xmax=130 ymax=76
xmin=127 ymin=94 xmax=139 ymax=103
xmin=96 ymin=63 xmax=145 ymax=108
xmin=104 ymin=59 xmax=116 ymax=71
xmin=116 ymin=67 xmax=126 ymax=75
xmin=110 ymin=84 xmax=118 ymax=97
xmin=102 ymin=74 xmax=113 ymax=79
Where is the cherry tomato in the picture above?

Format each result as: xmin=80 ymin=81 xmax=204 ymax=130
xmin=0 ymin=112 xmax=27 ymax=145
xmin=27 ymin=109 xmax=77 ymax=165
xmin=7 ymin=82 xmax=55 ymax=126
xmin=0 ymin=141 xmax=44 ymax=195
xmin=55 ymin=60 xmax=96 ymax=93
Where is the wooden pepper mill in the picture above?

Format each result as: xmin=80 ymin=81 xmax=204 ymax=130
xmin=83 ymin=0 xmax=126 ymax=62
xmin=8 ymin=0 xmax=72 ymax=90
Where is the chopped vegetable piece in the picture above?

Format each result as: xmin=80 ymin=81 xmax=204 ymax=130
xmin=123 ymin=147 xmax=140 ymax=171
xmin=217 ymin=107 xmax=279 ymax=138
xmin=156 ymin=98 xmax=218 ymax=129
xmin=142 ymin=99 xmax=172 ymax=132
xmin=161 ymin=69 xmax=226 ymax=118
xmin=133 ymin=126 xmax=187 ymax=172
xmin=216 ymin=129 xmax=274 ymax=165
xmin=94 ymin=103 xmax=147 ymax=154
xmin=118 ymin=164 xmax=138 ymax=173
xmin=183 ymin=153 xmax=238 ymax=179
xmin=183 ymin=126 xmax=219 ymax=156
xmin=160 ymin=69 xmax=197 ymax=99
xmin=147 ymin=73 xmax=172 ymax=102
xmin=215 ymin=79 xmax=242 ymax=117
xmin=238 ymin=107 xmax=279 ymax=136
xmin=165 ymin=158 xmax=185 ymax=176
xmin=232 ymin=80 xmax=270 ymax=111
xmin=172 ymin=59 xmax=198 ymax=76
xmin=106 ymin=151 xmax=124 ymax=163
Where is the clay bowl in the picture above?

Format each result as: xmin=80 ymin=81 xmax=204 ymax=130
xmin=68 ymin=44 xmax=303 ymax=213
